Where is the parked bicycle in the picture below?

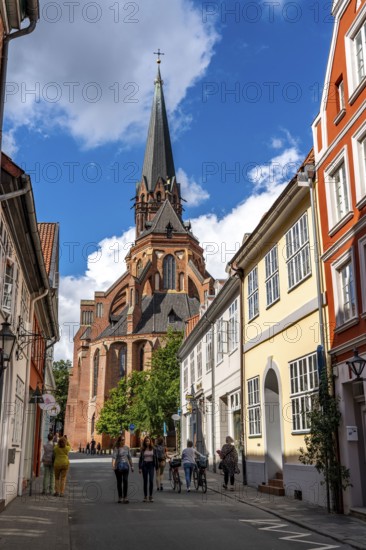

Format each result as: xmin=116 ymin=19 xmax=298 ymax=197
xmin=193 ymin=455 xmax=208 ymax=493
xmin=169 ymin=456 xmax=182 ymax=493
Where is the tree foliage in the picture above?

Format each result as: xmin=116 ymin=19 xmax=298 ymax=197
xmin=96 ymin=329 xmax=183 ymax=439
xmin=299 ymin=369 xmax=351 ymax=513
xmin=52 ymin=359 xmax=72 ymax=429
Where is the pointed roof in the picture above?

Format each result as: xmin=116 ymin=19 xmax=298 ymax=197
xmin=141 ymin=65 xmax=175 ymax=192
xmin=141 ymin=199 xmax=195 ymax=239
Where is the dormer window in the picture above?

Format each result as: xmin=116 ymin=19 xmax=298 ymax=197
xmin=156 ymin=191 xmax=162 ymax=202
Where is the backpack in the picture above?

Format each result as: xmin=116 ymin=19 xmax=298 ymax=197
xmin=156 ymin=445 xmax=166 ymax=461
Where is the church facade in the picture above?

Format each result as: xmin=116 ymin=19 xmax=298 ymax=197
xmin=64 ymin=63 xmax=214 ymax=450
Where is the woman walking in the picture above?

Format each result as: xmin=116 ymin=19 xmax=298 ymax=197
xmin=139 ymin=436 xmax=158 ymax=502
xmin=53 ymin=436 xmax=71 ymax=497
xmin=112 ymin=435 xmax=134 ymax=503
xmin=219 ymin=436 xmax=239 ymax=491
xmin=155 ymin=436 xmax=167 ymax=491
xmin=41 ymin=433 xmax=55 ymax=495
xmin=181 ymin=440 xmax=204 ymax=492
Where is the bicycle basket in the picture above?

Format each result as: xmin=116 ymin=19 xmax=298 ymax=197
xmin=197 ymin=457 xmax=208 ymax=468
xmin=170 ymin=458 xmax=181 ymax=468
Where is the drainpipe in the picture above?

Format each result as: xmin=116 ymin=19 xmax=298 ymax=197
xmin=18 ymin=288 xmax=48 ymax=496
xmin=0 ymin=0 xmax=39 ymax=163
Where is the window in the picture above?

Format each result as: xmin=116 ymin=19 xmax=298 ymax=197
xmin=216 ymin=317 xmax=224 ymax=364
xmin=230 ymin=390 xmax=240 ymax=412
xmin=333 ymin=163 xmax=350 ymax=222
xmin=163 ymin=254 xmax=176 ymax=290
xmin=119 ymin=346 xmax=127 ymax=378
xmin=96 ymin=302 xmax=103 ymax=318
xmin=12 ymin=376 xmax=24 ymax=446
xmin=247 ymin=377 xmax=261 ymax=436
xmin=206 ymin=329 xmax=212 ymax=372
xmin=352 ymin=124 xmax=366 ymax=203
xmin=197 ymin=342 xmax=202 ymax=380
xmin=183 ymin=359 xmax=188 ymax=391
xmin=355 ymin=21 xmax=366 ymax=86
xmin=359 ymin=236 xmax=366 ymax=314
xmin=332 ymin=251 xmax=357 ymax=326
xmin=290 ymin=353 xmax=318 ymax=432
xmin=1 ymin=257 xmax=18 ymax=320
xmin=136 ymin=259 xmax=143 ymax=277
xmin=156 ymin=191 xmax=162 ymax=202
xmin=139 ymin=346 xmax=144 ymax=371
xmin=286 ymin=213 xmax=311 ymax=289
xmin=248 ymin=267 xmax=259 ymax=320
xmin=20 ymin=282 xmax=30 ymax=324
xmin=228 ymin=299 xmax=238 ymax=353
xmin=265 ymin=246 xmax=279 ymax=306
xmin=82 ymin=310 xmax=93 ymax=325
xmin=190 ymin=351 xmax=195 ymax=385
xmin=337 ymin=80 xmax=345 ymax=112
xmin=93 ymin=350 xmax=99 ymax=397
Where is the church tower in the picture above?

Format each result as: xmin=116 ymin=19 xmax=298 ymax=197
xmin=64 ymin=57 xmax=214 ymax=450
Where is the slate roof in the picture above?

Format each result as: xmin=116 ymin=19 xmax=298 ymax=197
xmin=38 ymin=223 xmax=57 ymax=275
xmin=96 ymin=294 xmax=200 ymax=340
xmin=141 ymin=66 xmax=175 ymax=192
xmin=141 ymin=199 xmax=191 ymax=238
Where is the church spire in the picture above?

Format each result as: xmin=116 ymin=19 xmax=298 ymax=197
xmin=141 ymin=54 xmax=176 ymax=192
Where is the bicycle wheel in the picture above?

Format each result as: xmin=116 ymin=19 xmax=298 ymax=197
xmin=177 ymin=473 xmax=182 ymax=493
xmin=170 ymin=470 xmax=176 ymax=490
xmin=201 ymin=473 xmax=207 ymax=493
xmin=193 ymin=468 xmax=199 ymax=490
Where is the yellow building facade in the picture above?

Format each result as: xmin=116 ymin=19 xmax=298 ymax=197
xmin=232 ymin=157 xmax=329 ymax=506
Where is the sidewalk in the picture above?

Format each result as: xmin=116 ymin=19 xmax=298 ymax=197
xmin=205 ymin=467 xmax=366 ymax=550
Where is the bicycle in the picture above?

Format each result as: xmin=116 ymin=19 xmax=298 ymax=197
xmin=193 ymin=456 xmax=208 ymax=493
xmin=169 ymin=457 xmax=182 ymax=493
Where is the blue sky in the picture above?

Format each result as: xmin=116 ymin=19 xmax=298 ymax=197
xmin=3 ymin=1 xmax=334 ymax=358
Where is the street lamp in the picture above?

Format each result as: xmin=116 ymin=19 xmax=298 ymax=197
xmin=346 ymin=349 xmax=366 ymax=379
xmin=0 ymin=320 xmax=16 ymax=376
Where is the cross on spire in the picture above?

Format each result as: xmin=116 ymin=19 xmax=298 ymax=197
xmin=154 ymin=48 xmax=165 ymax=64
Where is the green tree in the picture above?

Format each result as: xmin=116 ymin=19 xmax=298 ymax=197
xmin=299 ymin=369 xmax=351 ymax=513
xmin=52 ymin=359 xmax=72 ymax=430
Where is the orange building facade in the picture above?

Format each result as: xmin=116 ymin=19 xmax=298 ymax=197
xmin=312 ymin=0 xmax=366 ymax=512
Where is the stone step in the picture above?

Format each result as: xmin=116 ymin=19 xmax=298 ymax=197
xmin=258 ymin=484 xmax=285 ymax=496
xmin=350 ymin=507 xmax=366 ymax=523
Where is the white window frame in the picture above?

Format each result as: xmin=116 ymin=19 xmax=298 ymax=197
xmin=265 ymin=245 xmax=280 ymax=306
xmin=247 ymin=266 xmax=259 ymax=321
xmin=190 ymin=351 xmax=195 ymax=385
xmin=96 ymin=302 xmax=103 ymax=318
xmin=228 ymin=299 xmax=238 ymax=353
xmin=337 ymin=79 xmax=345 ymax=112
xmin=345 ymin=5 xmax=366 ymax=101
xmin=324 ymin=147 xmax=352 ymax=233
xmin=197 ymin=342 xmax=202 ymax=380
xmin=352 ymin=120 xmax=366 ymax=206
xmin=183 ymin=359 xmax=188 ymax=391
xmin=359 ymin=235 xmax=366 ymax=315
xmin=285 ymin=212 xmax=311 ymax=290
xmin=331 ymin=248 xmax=358 ymax=328
xmin=289 ymin=353 xmax=318 ymax=433
xmin=205 ymin=329 xmax=212 ymax=373
xmin=229 ymin=390 xmax=241 ymax=412
xmin=12 ymin=376 xmax=25 ymax=446
xmin=216 ymin=317 xmax=224 ymax=364
xmin=247 ymin=376 xmax=261 ymax=436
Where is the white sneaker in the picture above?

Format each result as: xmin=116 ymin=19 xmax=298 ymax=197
xmin=187 ymin=488 xmax=190 ymax=492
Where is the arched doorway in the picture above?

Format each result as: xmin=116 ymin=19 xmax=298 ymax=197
xmin=264 ymin=367 xmax=282 ymax=481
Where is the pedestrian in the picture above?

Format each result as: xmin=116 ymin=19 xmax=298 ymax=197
xmin=181 ymin=440 xmax=204 ymax=492
xmin=155 ymin=436 xmax=167 ymax=491
xmin=53 ymin=436 xmax=71 ymax=497
xmin=97 ymin=442 xmax=101 ymax=455
xmin=41 ymin=433 xmax=55 ymax=495
xmin=139 ymin=436 xmax=158 ymax=502
xmin=219 ymin=436 xmax=239 ymax=491
xmin=52 ymin=431 xmax=59 ymax=444
xmin=86 ymin=441 xmax=90 ymax=454
xmin=112 ymin=435 xmax=134 ymax=503
xmin=91 ymin=438 xmax=96 ymax=455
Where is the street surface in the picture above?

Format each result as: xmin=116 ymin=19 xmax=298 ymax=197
xmin=67 ymin=455 xmax=352 ymax=550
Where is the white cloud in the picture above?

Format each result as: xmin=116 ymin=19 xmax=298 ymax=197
xmin=2 ymin=129 xmax=19 ymax=157
xmin=270 ymin=137 xmax=283 ymax=149
xmin=6 ymin=1 xmax=219 ymax=149
xmin=54 ymin=138 xmax=304 ymax=361
xmin=177 ymin=167 xmax=209 ymax=207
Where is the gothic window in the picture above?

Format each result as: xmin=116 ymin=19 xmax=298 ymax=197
xmin=136 ymin=259 xmax=143 ymax=277
xmin=155 ymin=272 xmax=160 ymax=291
xmin=91 ymin=413 xmax=95 ymax=436
xmin=156 ymin=191 xmax=162 ymax=202
xmin=93 ymin=349 xmax=99 ymax=398
xmin=139 ymin=346 xmax=144 ymax=371
xmin=163 ymin=254 xmax=176 ymax=290
xmin=78 ymin=359 xmax=81 ymax=384
xmin=141 ymin=194 xmax=145 ymax=203
xmin=119 ymin=346 xmax=127 ymax=378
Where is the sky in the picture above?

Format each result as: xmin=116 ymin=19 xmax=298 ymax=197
xmin=3 ymin=0 xmax=334 ymax=360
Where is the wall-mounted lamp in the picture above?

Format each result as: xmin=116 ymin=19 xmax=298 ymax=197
xmin=346 ymin=349 xmax=366 ymax=379
xmin=0 ymin=320 xmax=16 ymax=377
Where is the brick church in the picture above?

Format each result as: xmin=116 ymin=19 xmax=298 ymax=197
xmin=64 ymin=60 xmax=214 ymax=450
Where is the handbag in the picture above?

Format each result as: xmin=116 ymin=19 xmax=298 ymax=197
xmin=117 ymin=461 xmax=129 ymax=472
